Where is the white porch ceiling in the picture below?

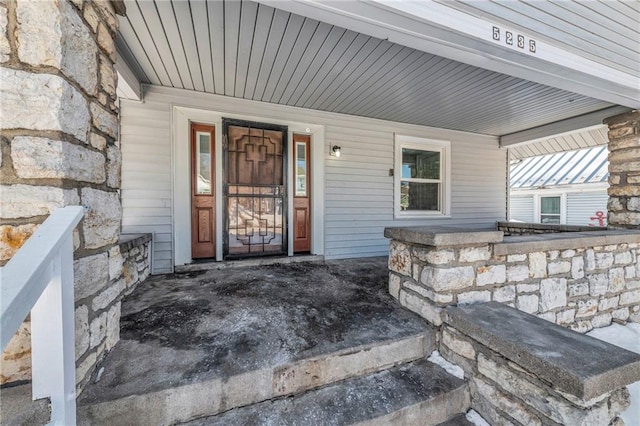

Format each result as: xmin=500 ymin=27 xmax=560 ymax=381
xmin=509 ymin=126 xmax=609 ymax=160
xmin=116 ymin=0 xmax=622 ymax=136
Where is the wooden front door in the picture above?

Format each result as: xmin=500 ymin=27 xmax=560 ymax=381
xmin=191 ymin=123 xmax=215 ymax=258
xmin=293 ymin=134 xmax=311 ymax=252
xmin=223 ymin=119 xmax=287 ymax=258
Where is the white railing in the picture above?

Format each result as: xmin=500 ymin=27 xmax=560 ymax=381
xmin=1 ymin=206 xmax=84 ymax=425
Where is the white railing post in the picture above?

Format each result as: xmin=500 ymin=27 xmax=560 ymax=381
xmin=1 ymin=206 xmax=83 ymax=426
xmin=31 ymin=234 xmax=76 ymax=425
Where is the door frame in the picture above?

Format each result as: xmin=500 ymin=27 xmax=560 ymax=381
xmin=172 ymin=106 xmax=325 ymax=267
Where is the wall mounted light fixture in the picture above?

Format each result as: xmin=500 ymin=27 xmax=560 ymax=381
xmin=330 ymin=144 xmax=341 ymax=157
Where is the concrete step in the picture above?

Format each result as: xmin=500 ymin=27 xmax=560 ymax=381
xmin=78 ymin=332 xmax=433 ymax=425
xmin=180 ymin=359 xmax=470 ymax=426
xmin=0 ymin=383 xmax=50 ymax=425
xmin=78 ymin=258 xmax=435 ymax=425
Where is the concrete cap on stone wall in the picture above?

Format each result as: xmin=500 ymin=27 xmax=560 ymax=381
xmin=494 ymin=229 xmax=640 ymax=256
xmin=443 ymin=302 xmax=640 ymax=400
xmin=384 ymin=226 xmax=503 ymax=247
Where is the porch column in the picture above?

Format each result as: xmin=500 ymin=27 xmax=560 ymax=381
xmin=0 ymin=0 xmax=124 ymax=392
xmin=605 ymin=110 xmax=640 ymax=229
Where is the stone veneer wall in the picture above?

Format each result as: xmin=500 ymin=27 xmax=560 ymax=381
xmin=606 ymin=110 xmax=640 ymax=229
xmin=0 ymin=0 xmax=125 ymax=390
xmin=388 ymin=239 xmax=640 ymax=333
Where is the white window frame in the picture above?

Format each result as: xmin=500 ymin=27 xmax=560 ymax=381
xmin=534 ymin=193 xmax=567 ymax=224
xmin=394 ymin=135 xmax=451 ymax=219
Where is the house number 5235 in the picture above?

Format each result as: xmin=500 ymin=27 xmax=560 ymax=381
xmin=492 ymin=26 xmax=536 ymax=54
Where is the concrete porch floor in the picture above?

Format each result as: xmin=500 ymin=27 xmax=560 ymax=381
xmin=78 ymin=257 xmax=431 ymax=407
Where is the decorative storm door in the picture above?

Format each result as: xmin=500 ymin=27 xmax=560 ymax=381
xmin=223 ymin=119 xmax=287 ymax=258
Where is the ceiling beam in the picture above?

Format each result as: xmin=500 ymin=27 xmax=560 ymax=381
xmin=115 ymin=51 xmax=142 ymax=101
xmin=499 ymin=106 xmax=631 ymax=147
xmin=257 ymin=0 xmax=639 ymax=109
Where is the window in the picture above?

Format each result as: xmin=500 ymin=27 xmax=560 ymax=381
xmin=540 ymin=196 xmax=561 ymax=224
xmin=394 ymin=135 xmax=450 ymax=218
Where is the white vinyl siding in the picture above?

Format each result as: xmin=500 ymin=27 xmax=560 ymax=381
xmin=509 ymin=195 xmax=535 ymax=223
xmin=120 ymin=85 xmax=506 ymax=270
xmin=567 ymin=191 xmax=608 ymax=227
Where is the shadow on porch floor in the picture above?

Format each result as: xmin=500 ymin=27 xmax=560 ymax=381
xmin=77 ymin=257 xmax=470 ymax=425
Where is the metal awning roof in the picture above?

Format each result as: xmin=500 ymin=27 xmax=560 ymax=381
xmin=510 ymin=145 xmax=609 ymax=190
xmin=116 ymin=0 xmax=637 ymax=137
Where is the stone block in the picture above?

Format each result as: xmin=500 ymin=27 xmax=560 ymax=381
xmin=568 ymin=282 xmax=589 ymax=298
xmin=123 ymin=257 xmax=139 ymax=288
xmin=493 ymin=285 xmax=516 ymax=303
xmin=599 ymin=296 xmax=620 ymax=311
xmin=0 ymin=184 xmax=80 ymax=219
xmin=571 ymin=256 xmax=585 ymax=279
xmin=471 ymin=377 xmax=542 ymax=426
xmin=516 ymin=283 xmax=539 ymax=293
xmin=548 ymin=250 xmax=560 ymax=260
xmin=528 ymin=251 xmax=547 ymax=278
xmin=459 ymin=246 xmax=491 ymax=263
xmin=92 ymin=279 xmax=125 ymax=312
xmin=0 ymin=68 xmax=90 ymax=140
xmin=556 ymin=309 xmax=575 ymax=325
xmin=16 ymin=0 xmax=98 ymax=93
xmin=476 ymin=264 xmax=506 ymax=286
xmin=388 ymin=241 xmax=411 ymax=276
xmin=0 ymin=321 xmax=32 ymax=384
xmin=612 ymin=308 xmax=629 ymax=322
xmin=442 ymin=328 xmax=475 ymax=359
xmin=588 ymin=273 xmax=608 ymax=296
xmin=11 ymin=137 xmax=105 ymax=183
xmin=0 ymin=224 xmax=38 ymax=261
xmin=421 ymin=266 xmax=475 ymax=291
xmin=413 ymin=247 xmax=455 ymax=265
xmin=591 ymin=313 xmax=612 ymax=328
xmin=585 ymin=249 xmax=596 ymax=272
xmin=507 ymin=264 xmax=529 ymax=282
xmin=81 ymin=188 xmax=121 ymax=249
xmin=609 ymin=196 xmax=624 ymax=211
xmin=99 ymin=54 xmax=116 ymax=96
xmin=89 ymin=311 xmax=107 ymax=349
xmin=595 ymin=252 xmax=614 ymax=269
xmin=548 ymin=261 xmax=571 ymax=276
xmin=83 ymin=3 xmax=100 ymax=32
xmin=74 ymin=253 xmax=109 ymax=301
xmin=576 ymin=299 xmax=598 ymax=318
xmin=516 ymin=294 xmax=538 ymax=314
xmin=388 ymin=274 xmax=401 ymax=299
xmin=609 ymin=211 xmax=640 ymax=225
xmin=538 ymin=311 xmax=556 ymax=322
xmin=90 ymin=102 xmax=118 ymax=139
xmin=106 ymin=145 xmax=121 ymax=188
xmin=399 ymin=289 xmax=442 ymax=326
xmin=507 ymin=253 xmax=526 ymax=262
xmin=620 ymin=290 xmax=640 ymax=306
xmin=106 ymin=302 xmax=121 ymax=350
xmin=608 ymin=268 xmax=626 ymax=293
xmin=625 ymin=265 xmax=636 ymax=279
xmin=458 ymin=290 xmax=491 ymax=305
xmin=404 ymin=281 xmax=453 ymax=304
xmin=76 ymin=351 xmax=97 ymax=386
xmin=475 ymin=355 xmax=608 ymax=424
xmin=89 ymin=132 xmax=107 ymax=150
xmin=609 ymin=387 xmax=631 ymax=420
xmin=75 ymin=305 xmax=89 ymax=359
xmin=97 ymin=22 xmax=116 ymax=60
xmin=561 ymin=249 xmax=576 ymax=258
xmin=108 ymin=246 xmax=123 ymax=280
xmin=0 ymin=4 xmax=9 ymax=63
xmin=539 ymin=278 xmax=567 ymax=312
xmin=615 ymin=251 xmax=634 ymax=264
xmin=571 ymin=320 xmax=593 ymax=334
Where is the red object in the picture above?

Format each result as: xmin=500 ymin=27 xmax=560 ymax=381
xmin=589 ymin=211 xmax=606 ymax=227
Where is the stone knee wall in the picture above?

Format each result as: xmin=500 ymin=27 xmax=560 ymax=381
xmin=75 ymin=234 xmax=151 ymax=391
xmin=0 ymin=0 xmax=123 ymax=389
xmin=606 ymin=110 xmax=640 ymax=229
xmin=389 ymin=240 xmax=640 ymax=333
